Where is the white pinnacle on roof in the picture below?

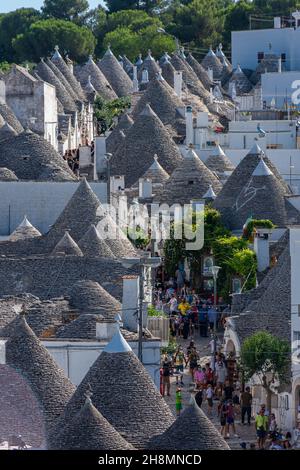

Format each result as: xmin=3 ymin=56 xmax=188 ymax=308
xmin=19 ymin=215 xmax=34 ymax=228
xmin=203 ymin=184 xmax=217 ymax=199
xmin=212 ymin=144 xmax=226 ymax=157
xmin=85 ymin=76 xmax=96 ymax=93
xmin=249 ymin=142 xmax=263 ymax=155
xmin=186 ymin=147 xmax=199 ymax=160
xmin=145 ymin=50 xmax=154 ymax=61
xmin=87 ymin=55 xmax=94 ymax=64
xmin=207 ymin=46 xmax=216 ymax=57
xmin=156 ymin=71 xmax=165 ymax=81
xmin=252 ymin=157 xmax=273 ymax=176
xmin=52 ymin=45 xmax=62 ymax=60
xmin=104 ymin=329 xmax=132 ymax=354
xmin=150 ymin=154 xmax=162 ymax=170
xmin=104 ymin=44 xmax=113 ymax=56
xmin=236 ymin=64 xmax=243 ymax=74
xmin=136 ymin=53 xmax=143 ymax=66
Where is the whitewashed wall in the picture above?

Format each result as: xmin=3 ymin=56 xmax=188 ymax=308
xmin=0 ymin=181 xmax=107 ymax=235
xmin=43 ymin=339 xmax=162 ymax=387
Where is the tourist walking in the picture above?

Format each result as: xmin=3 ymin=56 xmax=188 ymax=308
xmin=226 ymin=399 xmax=239 ymax=438
xmin=176 ymin=387 xmax=183 ymax=416
xmin=240 ymin=386 xmax=252 ymax=425
xmin=255 ymin=406 xmax=269 ymax=449
xmin=173 ymin=346 xmax=185 ymax=386
xmin=161 ymin=356 xmax=171 ymax=397
xmin=206 ymin=384 xmax=214 ymax=417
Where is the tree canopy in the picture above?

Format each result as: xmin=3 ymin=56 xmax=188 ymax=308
xmin=1 ymin=0 xmax=300 ymax=64
xmin=0 ymin=8 xmax=41 ymax=62
xmin=42 ymin=0 xmax=89 ymax=22
xmin=241 ymin=331 xmax=290 ymax=411
xmin=13 ymin=19 xmax=96 ymax=63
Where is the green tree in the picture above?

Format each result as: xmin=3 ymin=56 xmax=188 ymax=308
xmin=105 ymin=1 xmax=164 ymax=13
xmin=241 ymin=331 xmax=290 ymax=412
xmin=223 ymin=1 xmax=254 ymax=46
xmin=103 ymin=27 xmax=141 ymax=60
xmin=0 ymin=8 xmax=41 ymax=62
xmin=94 ymin=96 xmax=131 ymax=133
xmin=12 ymin=19 xmax=96 ymax=63
xmin=42 ymin=0 xmax=89 ymax=22
xmin=166 ymin=0 xmax=227 ymax=49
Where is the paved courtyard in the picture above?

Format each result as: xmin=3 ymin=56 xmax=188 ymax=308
xmin=163 ymin=331 xmax=257 ymax=450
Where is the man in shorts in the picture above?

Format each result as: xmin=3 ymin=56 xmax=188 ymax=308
xmin=255 ymin=407 xmax=269 ymax=449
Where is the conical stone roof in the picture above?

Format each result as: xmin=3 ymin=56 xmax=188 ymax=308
xmin=35 ymin=59 xmax=77 ymax=113
xmin=52 ymin=330 xmax=175 ymax=448
xmin=0 ymin=130 xmax=77 ymax=181
xmin=46 ymin=58 xmax=80 ymax=103
xmin=0 ymin=121 xmax=18 ymax=141
xmin=225 ymin=157 xmax=299 ymax=229
xmin=0 ymin=166 xmax=18 ymax=181
xmin=122 ymin=55 xmax=134 ymax=78
xmin=74 ymin=56 xmax=117 ymax=101
xmin=160 ymin=58 xmax=176 ymax=87
xmin=157 ymin=147 xmax=222 ymax=206
xmin=46 ymin=179 xmax=137 ymax=257
xmin=228 ymin=65 xmax=252 ymax=94
xmin=51 ymin=48 xmax=86 ymax=102
xmin=134 ymin=154 xmax=169 ymax=186
xmin=98 ymin=46 xmax=133 ymax=97
xmin=10 ymin=215 xmax=41 ymax=241
xmin=132 ymin=76 xmax=185 ymax=130
xmin=214 ymin=144 xmax=293 ymax=228
xmin=78 ymin=224 xmax=115 ymax=258
xmin=0 ymin=103 xmax=24 ymax=133
xmin=205 ymin=145 xmax=235 ymax=173
xmin=55 ymin=397 xmax=134 ymax=450
xmin=51 ymin=231 xmax=83 ymax=256
xmin=138 ymin=51 xmax=160 ymax=81
xmin=111 ymin=104 xmax=183 ymax=187
xmin=106 ymin=113 xmax=134 ymax=154
xmin=201 ymin=47 xmax=223 ymax=79
xmin=68 ymin=279 xmax=121 ymax=318
xmin=5 ymin=315 xmax=75 ymax=446
xmin=186 ymin=53 xmax=213 ymax=90
xmin=148 ymin=399 xmax=229 ymax=450
xmin=56 ymin=314 xmax=104 ymax=340
xmin=171 ymin=53 xmax=210 ymax=101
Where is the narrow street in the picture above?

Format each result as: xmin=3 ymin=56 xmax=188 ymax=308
xmin=163 ymin=332 xmax=257 ymax=449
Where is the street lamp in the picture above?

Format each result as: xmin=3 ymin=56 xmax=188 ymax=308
xmin=104 ymin=152 xmax=112 ymax=205
xmin=211 ymin=265 xmax=221 ymax=371
xmin=157 ymin=28 xmax=180 ymax=53
xmin=121 ymin=255 xmax=161 ymax=362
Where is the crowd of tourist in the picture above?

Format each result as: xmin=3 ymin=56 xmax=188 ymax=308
xmin=62 ymin=140 xmax=95 ymax=177
xmin=156 ymin=275 xmax=295 ymax=450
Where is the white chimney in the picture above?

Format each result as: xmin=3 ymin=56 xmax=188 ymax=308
xmin=139 ymin=178 xmax=152 ymax=199
xmin=110 ymin=175 xmax=125 ymax=192
xmin=96 ymin=320 xmax=118 ymax=341
xmin=254 ymin=228 xmax=273 ymax=272
xmin=122 ymin=275 xmax=139 ymax=332
xmin=141 ymin=69 xmax=149 ymax=83
xmin=207 ymin=67 xmax=213 ymax=81
xmin=278 ymin=57 xmax=282 ymax=73
xmin=292 ymin=11 xmax=300 ymax=28
xmin=197 ymin=111 xmax=209 ymax=127
xmin=174 ymin=71 xmax=183 ymax=98
xmin=185 ymin=105 xmax=194 ymax=145
xmin=209 ymin=87 xmax=214 ymax=104
xmin=274 ymin=17 xmax=281 ymax=28
xmin=0 ymin=80 xmax=5 ymax=105
xmin=0 ymin=340 xmax=6 ymax=364
xmin=132 ymin=65 xmax=139 ymax=92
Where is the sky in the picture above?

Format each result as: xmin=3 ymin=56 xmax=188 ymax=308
xmin=0 ymin=1 xmax=104 ymax=13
